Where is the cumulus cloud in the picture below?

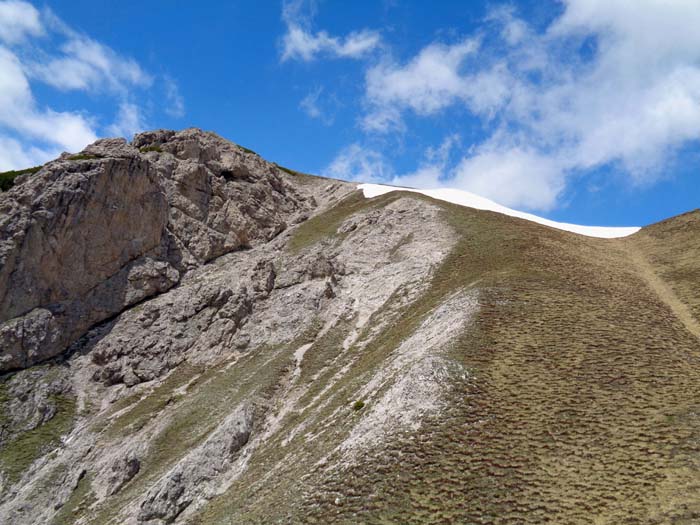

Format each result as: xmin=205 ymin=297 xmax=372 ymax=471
xmin=0 ymin=1 xmax=181 ymax=170
xmin=358 ymin=0 xmax=700 ymax=210
xmin=28 ymin=36 xmax=152 ymax=93
xmin=363 ymin=38 xmax=517 ymax=132
xmin=0 ymin=46 xmax=96 ymax=151
xmin=389 ymin=134 xmax=460 ymax=189
xmin=450 ymin=145 xmax=565 ymax=210
xmin=281 ymin=0 xmax=380 ymax=62
xmin=0 ymin=135 xmax=54 ymax=171
xmin=0 ymin=0 xmax=41 ymax=44
xmin=365 ymin=40 xmax=478 ymax=116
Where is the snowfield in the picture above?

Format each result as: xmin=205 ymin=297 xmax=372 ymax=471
xmin=358 ymin=183 xmax=641 ymax=239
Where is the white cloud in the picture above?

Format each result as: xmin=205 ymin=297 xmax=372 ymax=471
xmin=281 ymin=0 xmax=380 ymax=62
xmin=360 ymin=105 xmax=404 ymax=133
xmin=359 ymin=0 xmax=700 ymax=210
xmin=0 ymin=46 xmax=96 ymax=152
xmin=164 ymin=76 xmax=185 ymax=118
xmin=389 ymin=134 xmax=460 ymax=188
xmin=0 ymin=0 xmax=42 ymax=44
xmin=282 ymin=25 xmax=380 ymax=62
xmin=107 ymin=102 xmax=146 ymax=139
xmin=0 ymin=135 xmax=54 ymax=171
xmin=322 ymin=143 xmax=393 ymax=182
xmin=366 ymin=40 xmax=479 ymax=115
xmin=451 ymin=145 xmax=565 ymax=210
xmin=300 ymin=87 xmax=323 ymax=119
xmin=299 ymin=86 xmax=335 ymax=124
xmin=0 ymin=1 xmax=181 ymax=170
xmin=29 ymin=36 xmax=152 ymax=93
xmin=326 ymin=134 xmax=565 ymax=211
xmin=363 ymin=40 xmax=515 ymax=132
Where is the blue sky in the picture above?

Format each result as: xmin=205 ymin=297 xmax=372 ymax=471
xmin=0 ymin=0 xmax=699 ymax=227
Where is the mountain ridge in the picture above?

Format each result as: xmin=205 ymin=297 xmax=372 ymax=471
xmin=358 ymin=183 xmax=641 ymax=238
xmin=0 ymin=129 xmax=699 ymax=524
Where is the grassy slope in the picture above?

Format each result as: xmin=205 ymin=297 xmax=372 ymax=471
xmin=194 ymin=193 xmax=700 ymax=524
xmin=0 ymin=383 xmax=76 ymax=485
xmin=628 ymin=209 xmax=700 ymax=323
xmin=25 ymin=190 xmax=698 ymax=524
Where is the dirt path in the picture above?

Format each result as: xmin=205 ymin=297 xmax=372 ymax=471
xmin=624 ymin=241 xmax=700 ymax=340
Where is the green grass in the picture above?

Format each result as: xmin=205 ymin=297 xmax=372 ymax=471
xmin=100 ymin=362 xmax=205 ymax=438
xmin=53 ymin=472 xmax=96 ymax=525
xmin=274 ymin=164 xmax=321 ymax=186
xmin=287 ymin=190 xmax=396 ymax=253
xmin=0 ymin=165 xmax=42 ymax=191
xmin=274 ymin=164 xmax=300 ymax=177
xmin=0 ymin=383 xmax=9 ymax=429
xmin=67 ymin=154 xmax=99 ymax=161
xmin=389 ymin=232 xmax=415 ymax=261
xmin=11 ymin=189 xmax=695 ymax=524
xmin=300 ymin=197 xmax=700 ymax=523
xmin=139 ymin=145 xmax=162 ymax=153
xmin=87 ymin=325 xmax=322 ymax=525
xmin=238 ymin=144 xmax=257 ymax=155
xmin=0 ymin=394 xmax=76 ymax=483
xmin=630 ymin=210 xmax=700 ymax=321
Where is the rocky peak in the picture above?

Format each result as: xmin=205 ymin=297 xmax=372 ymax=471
xmin=0 ymin=129 xmax=315 ymax=372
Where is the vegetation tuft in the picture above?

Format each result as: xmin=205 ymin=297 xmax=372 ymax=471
xmin=53 ymin=472 xmax=96 ymax=525
xmin=194 ymin=192 xmax=700 ymax=524
xmin=68 ymin=154 xmax=99 ymax=161
xmin=352 ymin=400 xmax=365 ymax=411
xmin=139 ymin=145 xmax=163 ymax=153
xmin=287 ymin=190 xmax=398 ymax=253
xmin=0 ymin=393 xmax=76 ymax=483
xmin=0 ymin=165 xmax=42 ymax=191
xmin=44 ymin=189 xmax=700 ymax=525
xmin=238 ymin=145 xmax=257 ymax=155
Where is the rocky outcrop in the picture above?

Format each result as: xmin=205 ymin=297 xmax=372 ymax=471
xmin=138 ymin=405 xmax=253 ymax=523
xmin=0 ymin=129 xmax=467 ymax=525
xmin=0 ymin=129 xmax=313 ymax=372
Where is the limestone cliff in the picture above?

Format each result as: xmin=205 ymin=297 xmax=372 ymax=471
xmin=0 ymin=129 xmax=312 ymax=371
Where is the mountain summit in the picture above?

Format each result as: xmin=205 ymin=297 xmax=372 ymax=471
xmin=0 ymin=129 xmax=699 ymax=524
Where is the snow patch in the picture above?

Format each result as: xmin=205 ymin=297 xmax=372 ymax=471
xmin=358 ymin=183 xmax=641 ymax=239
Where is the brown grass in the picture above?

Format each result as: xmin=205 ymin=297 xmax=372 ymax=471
xmin=60 ymin=190 xmax=700 ymax=525
xmin=195 ymin=193 xmax=700 ymax=524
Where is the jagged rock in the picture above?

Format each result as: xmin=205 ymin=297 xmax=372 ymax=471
xmin=0 ymin=129 xmax=313 ymax=372
xmin=0 ymin=365 xmax=72 ymax=446
xmin=106 ymin=456 xmax=140 ymax=496
xmin=0 ymin=130 xmax=465 ymax=525
xmin=138 ymin=405 xmax=253 ymax=523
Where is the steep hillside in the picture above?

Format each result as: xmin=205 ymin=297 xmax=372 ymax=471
xmin=0 ymin=130 xmax=699 ymax=524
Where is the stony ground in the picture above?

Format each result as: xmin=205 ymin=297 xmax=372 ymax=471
xmin=0 ymin=130 xmax=699 ymax=524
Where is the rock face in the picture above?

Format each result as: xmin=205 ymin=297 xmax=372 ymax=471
xmin=138 ymin=404 xmax=253 ymax=523
xmin=0 ymin=129 xmax=312 ymax=372
xmin=0 ymin=131 xmax=461 ymax=524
